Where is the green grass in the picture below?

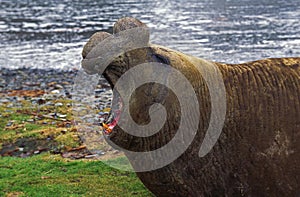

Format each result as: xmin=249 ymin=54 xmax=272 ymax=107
xmin=0 ymin=100 xmax=80 ymax=149
xmin=0 ymin=154 xmax=152 ymax=197
xmin=0 ymin=100 xmax=153 ymax=197
xmin=0 ymin=102 xmax=50 ymax=143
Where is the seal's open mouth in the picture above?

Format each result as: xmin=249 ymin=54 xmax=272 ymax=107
xmin=100 ymin=62 xmax=126 ymax=135
xmin=101 ymin=90 xmax=123 ymax=135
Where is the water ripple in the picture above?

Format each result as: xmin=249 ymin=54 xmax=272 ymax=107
xmin=0 ymin=0 xmax=299 ymax=69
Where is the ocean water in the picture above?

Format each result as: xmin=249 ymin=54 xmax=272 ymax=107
xmin=0 ymin=0 xmax=299 ymax=70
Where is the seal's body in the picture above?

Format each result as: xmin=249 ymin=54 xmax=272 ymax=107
xmin=82 ymin=18 xmax=300 ymax=196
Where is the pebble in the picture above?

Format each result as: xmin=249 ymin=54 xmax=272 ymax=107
xmin=99 ymin=117 xmax=105 ymax=123
xmin=34 ymin=150 xmax=40 ymax=154
xmin=16 ymin=97 xmax=24 ymax=102
xmin=37 ymin=98 xmax=46 ymax=105
xmin=61 ymin=129 xmax=67 ymax=134
xmin=85 ymin=154 xmax=99 ymax=159
xmin=112 ymin=150 xmax=120 ymax=154
xmin=98 ymin=111 xmax=109 ymax=116
xmin=6 ymin=121 xmax=13 ymax=127
xmin=0 ymin=98 xmax=11 ymax=103
xmin=93 ymin=150 xmax=105 ymax=155
xmin=47 ymin=113 xmax=56 ymax=117
xmin=57 ymin=113 xmax=67 ymax=118
xmin=46 ymin=136 xmax=52 ymax=141
xmin=40 ymin=82 xmax=46 ymax=88
xmin=54 ymin=84 xmax=64 ymax=89
xmin=6 ymin=103 xmax=14 ymax=108
xmin=54 ymin=102 xmax=63 ymax=107
xmin=95 ymin=89 xmax=105 ymax=94
xmin=20 ymin=152 xmax=31 ymax=158
xmin=45 ymin=101 xmax=54 ymax=106
xmin=51 ymin=90 xmax=60 ymax=94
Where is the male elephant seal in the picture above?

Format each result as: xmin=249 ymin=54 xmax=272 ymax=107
xmin=82 ymin=17 xmax=300 ymax=196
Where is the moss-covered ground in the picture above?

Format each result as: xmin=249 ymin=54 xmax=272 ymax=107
xmin=0 ymin=100 xmax=152 ymax=196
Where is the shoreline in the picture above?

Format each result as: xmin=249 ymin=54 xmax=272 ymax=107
xmin=0 ymin=67 xmax=117 ymax=160
xmin=0 ymin=67 xmax=111 ymax=102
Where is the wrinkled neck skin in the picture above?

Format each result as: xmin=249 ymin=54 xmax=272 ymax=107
xmin=102 ymin=44 xmax=212 ymax=153
xmin=97 ymin=43 xmax=300 ymax=196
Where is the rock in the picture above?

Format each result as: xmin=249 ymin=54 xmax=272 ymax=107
xmin=37 ymin=98 xmax=46 ymax=105
xmin=6 ymin=121 xmax=14 ymax=127
xmin=95 ymin=89 xmax=105 ymax=94
xmin=93 ymin=150 xmax=105 ymax=155
xmin=0 ymin=98 xmax=10 ymax=103
xmin=47 ymin=113 xmax=56 ymax=117
xmin=54 ymin=102 xmax=63 ymax=107
xmin=84 ymin=154 xmax=99 ymax=159
xmin=40 ymin=82 xmax=46 ymax=88
xmin=112 ymin=150 xmax=119 ymax=154
xmin=16 ymin=97 xmax=24 ymax=102
xmin=57 ymin=113 xmax=67 ymax=118
xmin=61 ymin=129 xmax=67 ymax=134
xmin=50 ymin=90 xmax=60 ymax=94
xmin=20 ymin=153 xmax=31 ymax=158
xmin=54 ymin=84 xmax=64 ymax=89
xmin=99 ymin=117 xmax=105 ymax=123
xmin=47 ymin=82 xmax=57 ymax=87
xmin=98 ymin=111 xmax=109 ymax=116
xmin=61 ymin=81 xmax=70 ymax=85
xmin=45 ymin=101 xmax=54 ymax=106
xmin=6 ymin=103 xmax=14 ymax=108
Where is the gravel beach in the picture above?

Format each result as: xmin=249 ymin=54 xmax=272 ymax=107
xmin=0 ymin=67 xmax=114 ymax=111
xmin=0 ymin=68 xmax=109 ymax=102
xmin=0 ymin=68 xmax=121 ymax=160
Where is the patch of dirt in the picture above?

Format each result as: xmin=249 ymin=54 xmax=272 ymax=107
xmin=0 ymin=137 xmax=60 ymax=157
xmin=5 ymin=191 xmax=24 ymax=197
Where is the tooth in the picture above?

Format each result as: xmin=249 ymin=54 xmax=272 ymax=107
xmin=106 ymin=111 xmax=114 ymax=124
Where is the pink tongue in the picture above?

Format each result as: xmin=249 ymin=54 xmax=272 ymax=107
xmin=108 ymin=119 xmax=118 ymax=129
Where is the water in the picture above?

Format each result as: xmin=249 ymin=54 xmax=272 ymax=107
xmin=0 ymin=0 xmax=299 ymax=70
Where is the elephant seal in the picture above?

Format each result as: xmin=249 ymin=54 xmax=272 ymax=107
xmin=82 ymin=17 xmax=300 ymax=196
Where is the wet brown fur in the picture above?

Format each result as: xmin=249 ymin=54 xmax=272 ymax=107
xmin=82 ymin=18 xmax=300 ymax=197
